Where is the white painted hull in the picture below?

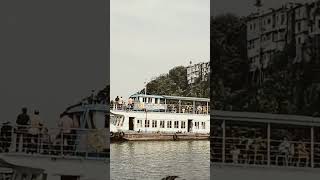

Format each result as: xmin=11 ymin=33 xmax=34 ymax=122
xmin=0 ymin=154 xmax=109 ymax=180
xmin=111 ymin=110 xmax=210 ymax=134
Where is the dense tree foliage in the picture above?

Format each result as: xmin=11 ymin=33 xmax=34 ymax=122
xmin=139 ymin=66 xmax=209 ymax=98
xmin=210 ymin=13 xmax=320 ymax=116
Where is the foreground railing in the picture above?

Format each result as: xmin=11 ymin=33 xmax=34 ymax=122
xmin=0 ymin=125 xmax=109 ymax=160
xmin=211 ymin=137 xmax=320 ymax=168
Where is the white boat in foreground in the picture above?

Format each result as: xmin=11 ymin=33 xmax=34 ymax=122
xmin=0 ymin=103 xmax=109 ymax=180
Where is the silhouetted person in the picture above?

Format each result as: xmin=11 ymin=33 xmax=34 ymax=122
xmin=16 ymin=107 xmax=30 ymax=152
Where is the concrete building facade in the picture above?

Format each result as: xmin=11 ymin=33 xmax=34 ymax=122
xmin=187 ymin=61 xmax=210 ymax=84
xmin=247 ymin=1 xmax=320 ymax=82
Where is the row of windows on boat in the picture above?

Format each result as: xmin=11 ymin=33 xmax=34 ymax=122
xmin=116 ymin=120 xmax=206 ymax=129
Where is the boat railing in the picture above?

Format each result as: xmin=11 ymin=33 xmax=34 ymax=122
xmin=111 ymin=103 xmax=210 ymax=115
xmin=211 ymin=136 xmax=320 ymax=168
xmin=0 ymin=125 xmax=109 ymax=160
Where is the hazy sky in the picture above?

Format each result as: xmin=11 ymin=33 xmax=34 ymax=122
xmin=110 ymin=0 xmax=210 ymax=100
xmin=0 ymin=1 xmax=108 ymax=127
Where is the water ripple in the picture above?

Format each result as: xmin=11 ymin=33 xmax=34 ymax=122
xmin=111 ymin=141 xmax=210 ymax=180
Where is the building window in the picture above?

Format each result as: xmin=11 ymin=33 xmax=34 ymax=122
xmin=268 ymin=18 xmax=271 ymax=24
xmin=318 ymin=19 xmax=320 ymax=29
xmin=174 ymin=121 xmax=179 ymax=128
xmin=160 ymin=121 xmax=165 ymax=128
xmin=145 ymin=120 xmax=150 ymax=127
xmin=167 ymin=121 xmax=172 ymax=128
xmin=181 ymin=121 xmax=186 ymax=129
xmin=152 ymin=120 xmax=157 ymax=128
xmin=298 ymin=37 xmax=301 ymax=44
xmin=281 ymin=14 xmax=285 ymax=25
xmin=297 ymin=22 xmax=301 ymax=32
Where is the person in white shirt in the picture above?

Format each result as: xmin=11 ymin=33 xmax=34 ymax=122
xmin=119 ymin=96 xmax=123 ymax=109
xmin=28 ymin=110 xmax=43 ymax=153
xmin=58 ymin=113 xmax=74 ymax=154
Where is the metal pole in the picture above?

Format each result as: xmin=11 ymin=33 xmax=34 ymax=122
xmin=222 ymin=120 xmax=226 ymax=163
xmin=193 ymin=101 xmax=195 ymax=114
xmin=206 ymin=102 xmax=209 ymax=114
xmin=164 ymin=99 xmax=167 ymax=113
xmin=61 ymin=131 xmax=64 ymax=156
xmin=267 ymin=123 xmax=270 ymax=166
xmin=311 ymin=126 xmax=314 ymax=168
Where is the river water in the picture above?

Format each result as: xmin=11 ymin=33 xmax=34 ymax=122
xmin=111 ymin=140 xmax=210 ymax=180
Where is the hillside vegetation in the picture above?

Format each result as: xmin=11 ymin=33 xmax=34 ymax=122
xmin=139 ymin=66 xmax=209 ymax=98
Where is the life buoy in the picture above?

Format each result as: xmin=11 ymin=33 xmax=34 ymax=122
xmin=110 ymin=132 xmax=114 ymax=137
xmin=120 ymin=132 xmax=125 ymax=137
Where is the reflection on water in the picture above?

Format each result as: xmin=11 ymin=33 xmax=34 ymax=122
xmin=111 ymin=141 xmax=209 ymax=180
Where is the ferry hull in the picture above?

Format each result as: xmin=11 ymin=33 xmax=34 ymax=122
xmin=111 ymin=132 xmax=209 ymax=141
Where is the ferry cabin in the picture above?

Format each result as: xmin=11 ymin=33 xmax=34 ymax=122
xmin=211 ymin=110 xmax=320 ymax=168
xmin=111 ymin=94 xmax=210 ymax=134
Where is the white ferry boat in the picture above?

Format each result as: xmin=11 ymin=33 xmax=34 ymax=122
xmin=0 ymin=103 xmax=109 ymax=180
xmin=110 ymin=94 xmax=210 ymax=141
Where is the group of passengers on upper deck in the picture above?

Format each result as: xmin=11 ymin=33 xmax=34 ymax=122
xmin=0 ymin=107 xmax=80 ymax=156
xmin=225 ymin=135 xmax=311 ymax=167
xmin=112 ymin=95 xmax=208 ymax=114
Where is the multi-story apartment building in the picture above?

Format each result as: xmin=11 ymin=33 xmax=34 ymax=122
xmin=187 ymin=61 xmax=210 ymax=84
xmin=247 ymin=1 xmax=320 ymax=82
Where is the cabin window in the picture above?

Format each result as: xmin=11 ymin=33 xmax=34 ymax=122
xmin=145 ymin=120 xmax=150 ymax=127
xmin=174 ymin=121 xmax=179 ymax=128
xmin=160 ymin=121 xmax=165 ymax=128
xmin=137 ymin=120 xmax=143 ymax=128
xmin=167 ymin=121 xmax=172 ymax=128
xmin=181 ymin=121 xmax=186 ymax=129
xmin=152 ymin=120 xmax=157 ymax=128
xmin=201 ymin=122 xmax=206 ymax=129
xmin=194 ymin=122 xmax=199 ymax=129
xmin=31 ymin=174 xmax=37 ymax=180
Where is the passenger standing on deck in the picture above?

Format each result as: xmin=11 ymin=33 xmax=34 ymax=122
xmin=128 ymin=97 xmax=133 ymax=110
xmin=58 ymin=113 xmax=74 ymax=154
xmin=119 ymin=96 xmax=123 ymax=109
xmin=28 ymin=110 xmax=43 ymax=153
xmin=16 ymin=107 xmax=30 ymax=152
xmin=115 ymin=96 xmax=119 ymax=110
